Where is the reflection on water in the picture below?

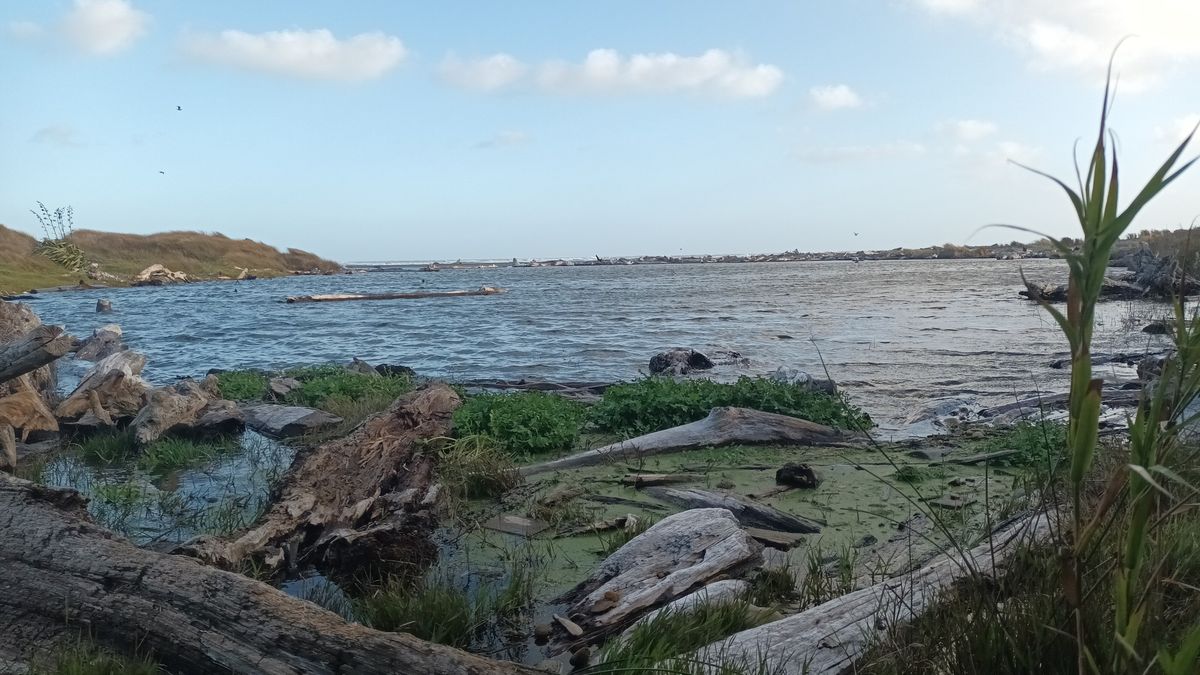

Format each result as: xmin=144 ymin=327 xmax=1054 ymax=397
xmin=28 ymin=259 xmax=1170 ymax=433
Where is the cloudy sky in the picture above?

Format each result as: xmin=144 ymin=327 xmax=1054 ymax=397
xmin=2 ymin=0 xmax=1198 ymax=261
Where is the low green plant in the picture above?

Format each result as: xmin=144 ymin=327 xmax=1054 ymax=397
xmin=72 ymin=429 xmax=136 ymax=464
xmin=972 ymin=419 xmax=1067 ymax=469
xmin=747 ymin=565 xmax=797 ymax=606
xmin=452 ymin=392 xmax=584 ymax=455
xmin=30 ymin=640 xmax=158 ymax=675
xmin=891 ymin=464 xmax=944 ymax=483
xmin=283 ymin=365 xmax=412 ymax=410
xmin=436 ymin=434 xmax=521 ymax=500
xmin=588 ymin=376 xmax=871 ymax=436
xmin=591 ymin=599 xmax=779 ymax=674
xmin=356 ymin=564 xmax=534 ymax=650
xmin=214 ymin=370 xmax=268 ymax=401
xmin=137 ymin=436 xmax=240 ymax=474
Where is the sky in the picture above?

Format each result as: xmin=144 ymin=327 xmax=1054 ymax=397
xmin=1 ymin=0 xmax=1198 ymax=262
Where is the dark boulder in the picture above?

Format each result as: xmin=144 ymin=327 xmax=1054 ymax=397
xmin=649 ymin=348 xmax=715 ymax=375
xmin=376 ymin=363 xmax=417 ymax=379
xmin=775 ymin=463 xmax=820 ymax=489
xmin=1143 ymin=320 xmax=1171 ymax=335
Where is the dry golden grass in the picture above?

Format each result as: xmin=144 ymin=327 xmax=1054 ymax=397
xmin=0 ymin=224 xmax=340 ymax=292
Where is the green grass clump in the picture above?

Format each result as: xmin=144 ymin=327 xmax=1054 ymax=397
xmin=891 ymin=464 xmax=945 ymax=484
xmin=594 ymin=599 xmax=778 ymax=674
xmin=452 ymin=392 xmax=584 ymax=455
xmin=214 ymin=370 xmax=268 ymax=401
xmin=283 ymin=365 xmax=412 ymax=410
xmin=72 ymin=429 xmax=136 ymax=464
xmin=972 ymin=420 xmax=1067 ymax=468
xmin=747 ymin=566 xmax=797 ymax=607
xmin=436 ymin=434 xmax=521 ymax=500
xmin=356 ymin=564 xmax=533 ymax=650
xmin=588 ymin=376 xmax=871 ymax=436
xmin=138 ymin=436 xmax=241 ymax=474
xmin=30 ymin=641 xmax=158 ymax=675
xmin=597 ymin=515 xmax=657 ymax=556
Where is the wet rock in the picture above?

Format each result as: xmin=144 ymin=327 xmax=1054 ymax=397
xmin=533 ymin=623 xmax=553 ymax=645
xmin=241 ymin=404 xmax=342 ymax=438
xmin=347 ymin=357 xmax=380 ymax=376
xmin=75 ymin=324 xmax=126 ymax=361
xmin=1138 ymin=353 xmax=1170 ymax=381
xmin=569 ymin=647 xmax=591 ymax=669
xmin=95 ymin=299 xmax=113 ymax=313
xmin=775 ymin=463 xmax=820 ymax=489
xmin=268 ymin=376 xmax=301 ymax=399
xmin=1143 ymin=320 xmax=1170 ymax=335
xmin=649 ymin=348 xmax=714 ymax=375
xmin=770 ymin=367 xmax=837 ymax=395
xmin=854 ymin=534 xmax=878 ymax=548
xmin=376 ymin=363 xmax=417 ymax=379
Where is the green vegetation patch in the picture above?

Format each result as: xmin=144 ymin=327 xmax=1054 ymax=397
xmin=588 ymin=376 xmax=872 ymax=436
xmin=73 ymin=429 xmax=241 ymax=475
xmin=436 ymin=434 xmax=521 ymax=500
xmin=215 ymin=370 xmax=269 ymax=400
xmin=968 ymin=420 xmax=1067 ymax=468
xmin=30 ymin=640 xmax=158 ymax=675
xmin=283 ymin=365 xmax=412 ymax=409
xmin=452 ymin=391 xmax=584 ymax=455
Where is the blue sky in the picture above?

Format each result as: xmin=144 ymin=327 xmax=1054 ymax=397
xmin=2 ymin=0 xmax=1198 ymax=262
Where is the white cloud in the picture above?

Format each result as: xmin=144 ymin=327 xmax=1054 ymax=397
xmin=31 ymin=125 xmax=84 ymax=148
xmin=944 ymin=119 xmax=998 ymax=142
xmin=990 ymin=140 xmax=1041 ymax=165
xmin=182 ymin=29 xmax=407 ymax=82
xmin=442 ymin=48 xmax=783 ymax=98
xmin=809 ymin=84 xmax=862 ymax=110
xmin=911 ymin=0 xmax=1200 ymax=91
xmin=440 ymin=53 xmax=526 ymax=92
xmin=62 ymin=0 xmax=149 ymax=55
xmin=794 ymin=140 xmax=926 ymax=163
xmin=475 ymin=130 xmax=531 ymax=149
xmin=1155 ymin=113 xmax=1200 ymax=143
xmin=6 ymin=20 xmax=44 ymax=40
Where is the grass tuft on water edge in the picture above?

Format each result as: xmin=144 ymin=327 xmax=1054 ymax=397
xmin=29 ymin=640 xmax=158 ymax=675
xmin=214 ymin=370 xmax=269 ymax=401
xmin=435 ymin=434 xmax=521 ymax=500
xmin=452 ymin=391 xmax=585 ymax=456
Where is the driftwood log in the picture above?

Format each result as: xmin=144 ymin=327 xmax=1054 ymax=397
xmin=0 ymin=324 xmax=72 ymax=388
xmin=55 ymin=350 xmax=150 ymax=427
xmin=645 ymin=486 xmax=824 ymax=534
xmin=285 ymin=287 xmax=504 ymax=303
xmin=554 ymin=508 xmax=762 ymax=648
xmin=692 ymin=511 xmax=1053 ymax=675
xmin=522 ymin=407 xmax=860 ymax=476
xmin=0 ymin=474 xmax=537 ymax=675
xmin=130 ymin=375 xmax=245 ymax=446
xmin=0 ymin=302 xmax=64 ymax=402
xmin=179 ymin=384 xmax=460 ymax=581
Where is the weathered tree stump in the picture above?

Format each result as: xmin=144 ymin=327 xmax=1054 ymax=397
xmin=179 ymin=384 xmax=460 ymax=582
xmin=130 ymin=375 xmax=245 ymax=446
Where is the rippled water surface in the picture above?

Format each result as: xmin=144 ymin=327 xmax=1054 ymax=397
xmin=27 ymin=259 xmax=1170 ymax=433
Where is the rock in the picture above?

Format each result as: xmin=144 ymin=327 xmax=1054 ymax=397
xmin=854 ymin=534 xmax=878 ymax=548
xmin=557 ymin=508 xmax=762 ymax=636
xmin=533 ymin=623 xmax=554 ymax=644
xmin=132 ymin=264 xmax=189 ymax=286
xmin=96 ymin=299 xmax=113 ymax=313
xmin=347 ymin=357 xmax=380 ymax=376
xmin=376 ymin=364 xmax=417 ymax=379
xmin=1138 ymin=353 xmax=1170 ymax=381
xmin=717 ymin=478 xmax=735 ymax=490
xmin=648 ymin=348 xmax=714 ymax=376
xmin=770 ymin=367 xmax=837 ymax=395
xmin=568 ymin=647 xmax=590 ymax=669
xmin=553 ymin=614 xmax=584 ymax=637
xmin=1143 ymin=320 xmax=1171 ymax=335
xmin=75 ymin=324 xmax=126 ymax=361
xmin=241 ymin=404 xmax=343 ymax=438
xmin=775 ymin=463 xmax=820 ymax=489
xmin=267 ymin=376 xmax=302 ymax=399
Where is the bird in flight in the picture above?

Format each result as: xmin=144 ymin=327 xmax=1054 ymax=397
xmin=853 ymin=232 xmax=860 ymax=237
xmin=176 ymin=105 xmax=182 ymax=111
xmin=158 ymin=170 xmax=165 ymax=175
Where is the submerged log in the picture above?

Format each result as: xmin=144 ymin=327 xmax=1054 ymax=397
xmin=55 ymin=351 xmax=150 ymax=426
xmin=555 ymin=508 xmax=762 ymax=645
xmin=0 ymin=474 xmax=536 ymax=675
xmin=692 ymin=511 xmax=1053 ymax=675
xmin=130 ymin=375 xmax=244 ymax=446
xmin=522 ymin=407 xmax=859 ymax=476
xmin=645 ymin=486 xmax=824 ymax=534
xmin=285 ymin=287 xmax=504 ymax=303
xmin=179 ymin=384 xmax=460 ymax=581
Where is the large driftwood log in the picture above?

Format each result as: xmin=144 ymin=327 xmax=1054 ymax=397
xmin=0 ymin=474 xmax=536 ymax=675
xmin=0 ymin=377 xmax=60 ymax=469
xmin=73 ymin=324 xmax=126 ymax=361
xmin=0 ymin=302 xmax=63 ymax=402
xmin=554 ymin=508 xmax=762 ymax=647
xmin=692 ymin=511 xmax=1053 ymax=675
xmin=523 ymin=407 xmax=860 ymax=476
xmin=179 ymin=384 xmax=460 ymax=581
xmin=241 ymin=403 xmax=344 ymax=438
xmin=130 ymin=375 xmax=244 ymax=446
xmin=645 ymin=486 xmax=824 ymax=534
xmin=285 ymin=287 xmax=504 ymax=303
xmin=55 ymin=350 xmax=150 ymax=426
xmin=0 ymin=324 xmax=71 ymax=388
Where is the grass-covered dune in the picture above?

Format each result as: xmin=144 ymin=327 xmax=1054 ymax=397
xmin=0 ymin=223 xmax=341 ymax=293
